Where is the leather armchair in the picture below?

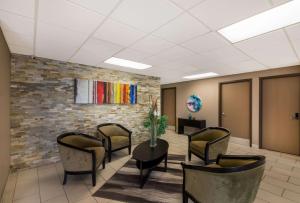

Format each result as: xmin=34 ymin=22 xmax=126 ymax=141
xmin=57 ymin=132 xmax=105 ymax=186
xmin=188 ymin=127 xmax=231 ymax=164
xmin=182 ymin=155 xmax=266 ymax=203
xmin=97 ymin=123 xmax=132 ymax=162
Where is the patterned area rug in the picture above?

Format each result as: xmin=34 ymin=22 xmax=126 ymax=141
xmin=93 ymin=154 xmax=185 ymax=203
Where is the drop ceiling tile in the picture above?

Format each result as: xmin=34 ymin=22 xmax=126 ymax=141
xmin=8 ymin=44 xmax=33 ymax=55
xmin=181 ymin=32 xmax=230 ymax=54
xmin=0 ymin=11 xmax=34 ymax=36
xmin=153 ymin=13 xmax=209 ymax=44
xmin=235 ymin=29 xmax=299 ymax=67
xmin=38 ymin=0 xmax=105 ymax=34
xmin=201 ymin=45 xmax=250 ymax=65
xmin=155 ymin=46 xmax=196 ymax=62
xmin=36 ymin=23 xmax=88 ymax=61
xmin=0 ymin=0 xmax=35 ymax=18
xmin=286 ymin=23 xmax=300 ymax=59
xmin=227 ymin=60 xmax=266 ymax=73
xmin=271 ymin=0 xmax=291 ymax=6
xmin=114 ymin=48 xmax=151 ymax=62
xmin=110 ymin=0 xmax=183 ymax=32
xmin=93 ymin=18 xmax=146 ymax=46
xmin=67 ymin=0 xmax=120 ymax=15
xmin=70 ymin=38 xmax=123 ymax=66
xmin=189 ymin=0 xmax=271 ymax=30
xmin=170 ymin=0 xmax=205 ymax=10
xmin=130 ymin=35 xmax=175 ymax=55
xmin=2 ymin=30 xmax=33 ymax=48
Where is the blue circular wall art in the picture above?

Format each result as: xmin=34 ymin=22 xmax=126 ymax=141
xmin=186 ymin=95 xmax=202 ymax=112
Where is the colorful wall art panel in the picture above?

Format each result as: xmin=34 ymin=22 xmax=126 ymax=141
xmin=186 ymin=94 xmax=202 ymax=112
xmin=75 ymin=79 xmax=137 ymax=104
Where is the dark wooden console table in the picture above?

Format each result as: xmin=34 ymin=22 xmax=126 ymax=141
xmin=178 ymin=118 xmax=206 ymax=134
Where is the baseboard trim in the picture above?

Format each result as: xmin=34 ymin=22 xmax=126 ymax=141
xmin=230 ymin=137 xmax=250 ymax=146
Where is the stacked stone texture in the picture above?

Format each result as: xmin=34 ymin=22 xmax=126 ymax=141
xmin=10 ymin=54 xmax=160 ymax=169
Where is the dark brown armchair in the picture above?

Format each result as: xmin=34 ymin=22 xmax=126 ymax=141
xmin=182 ymin=155 xmax=266 ymax=203
xmin=188 ymin=127 xmax=231 ymax=164
xmin=57 ymin=132 xmax=105 ymax=186
xmin=97 ymin=123 xmax=132 ymax=162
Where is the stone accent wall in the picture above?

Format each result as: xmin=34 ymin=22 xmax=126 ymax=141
xmin=10 ymin=54 xmax=160 ymax=169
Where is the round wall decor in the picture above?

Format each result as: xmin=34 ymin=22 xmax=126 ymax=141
xmin=186 ymin=95 xmax=202 ymax=112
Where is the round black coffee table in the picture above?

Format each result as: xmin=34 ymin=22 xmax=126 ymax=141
xmin=132 ymin=139 xmax=169 ymax=188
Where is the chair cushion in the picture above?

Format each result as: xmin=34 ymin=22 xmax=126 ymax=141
xmin=218 ymin=159 xmax=257 ymax=168
xmin=99 ymin=125 xmax=128 ymax=137
xmin=110 ymin=136 xmax=129 ymax=150
xmin=206 ymin=163 xmax=221 ymax=168
xmin=85 ymin=147 xmax=105 ymax=167
xmin=190 ymin=141 xmax=207 ymax=157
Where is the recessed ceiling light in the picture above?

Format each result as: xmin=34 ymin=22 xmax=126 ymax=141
xmin=104 ymin=57 xmax=152 ymax=69
xmin=183 ymin=72 xmax=219 ymax=79
xmin=218 ymin=0 xmax=300 ymax=43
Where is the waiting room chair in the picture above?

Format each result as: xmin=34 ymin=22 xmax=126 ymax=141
xmin=188 ymin=127 xmax=231 ymax=164
xmin=97 ymin=123 xmax=132 ymax=162
xmin=57 ymin=132 xmax=105 ymax=186
xmin=181 ymin=154 xmax=266 ymax=203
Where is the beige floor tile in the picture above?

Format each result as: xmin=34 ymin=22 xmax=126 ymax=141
xmin=283 ymin=190 xmax=300 ymax=203
xmin=99 ymin=165 xmax=116 ymax=181
xmin=38 ymin=165 xmax=64 ymax=202
xmin=254 ymin=198 xmax=269 ymax=203
xmin=263 ymin=170 xmax=290 ymax=182
xmin=1 ymin=172 xmax=18 ymax=203
xmin=13 ymin=178 xmax=39 ymax=201
xmin=63 ymin=183 xmax=90 ymax=203
xmin=260 ymin=182 xmax=284 ymax=196
xmin=289 ymin=176 xmax=300 ymax=186
xmin=42 ymin=195 xmax=68 ymax=203
xmin=13 ymin=194 xmax=40 ymax=203
xmin=75 ymin=196 xmax=97 ymax=203
xmin=263 ymin=176 xmax=300 ymax=194
xmin=94 ymin=197 xmax=124 ymax=203
xmin=257 ymin=189 xmax=294 ymax=203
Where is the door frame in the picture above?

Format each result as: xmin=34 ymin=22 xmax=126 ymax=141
xmin=259 ymin=73 xmax=300 ymax=149
xmin=161 ymin=87 xmax=177 ymax=130
xmin=219 ymin=79 xmax=253 ymax=147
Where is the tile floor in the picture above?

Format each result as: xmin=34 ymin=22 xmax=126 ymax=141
xmin=1 ymin=130 xmax=300 ymax=203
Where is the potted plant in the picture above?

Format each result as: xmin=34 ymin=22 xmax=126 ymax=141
xmin=144 ymin=96 xmax=168 ymax=147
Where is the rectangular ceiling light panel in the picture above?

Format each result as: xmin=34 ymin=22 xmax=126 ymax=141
xmin=218 ymin=0 xmax=300 ymax=43
xmin=183 ymin=72 xmax=219 ymax=79
xmin=104 ymin=57 xmax=152 ymax=69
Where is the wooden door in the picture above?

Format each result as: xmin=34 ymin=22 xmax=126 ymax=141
xmin=261 ymin=76 xmax=300 ymax=155
xmin=220 ymin=80 xmax=251 ymax=143
xmin=162 ymin=88 xmax=176 ymax=127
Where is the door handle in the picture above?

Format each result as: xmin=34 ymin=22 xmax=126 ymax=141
xmin=291 ymin=112 xmax=299 ymax=120
xmin=221 ymin=112 xmax=226 ymax=117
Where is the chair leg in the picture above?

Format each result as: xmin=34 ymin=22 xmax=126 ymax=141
xmin=188 ymin=151 xmax=191 ymax=161
xmin=108 ymin=151 xmax=112 ymax=162
xmin=63 ymin=171 xmax=67 ymax=185
xmin=183 ymin=191 xmax=188 ymax=203
xmin=92 ymin=171 xmax=96 ymax=186
xmin=128 ymin=146 xmax=131 ymax=155
xmin=102 ymin=158 xmax=106 ymax=169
